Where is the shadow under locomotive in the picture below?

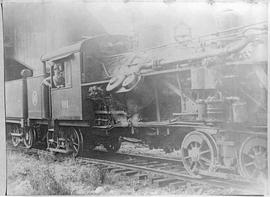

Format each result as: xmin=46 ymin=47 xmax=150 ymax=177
xmin=6 ymin=23 xmax=268 ymax=181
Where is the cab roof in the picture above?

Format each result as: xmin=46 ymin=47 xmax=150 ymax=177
xmin=40 ymin=34 xmax=126 ymax=62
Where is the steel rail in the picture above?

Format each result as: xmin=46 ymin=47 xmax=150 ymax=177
xmin=78 ymin=156 xmax=262 ymax=193
xmin=7 ymin=144 xmax=264 ymax=195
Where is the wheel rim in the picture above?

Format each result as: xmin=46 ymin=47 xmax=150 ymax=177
xmin=239 ymin=137 xmax=267 ymax=179
xmin=11 ymin=125 xmax=21 ymax=147
xmin=68 ymin=128 xmax=82 ymax=157
xmin=23 ymin=128 xmax=34 ymax=148
xmin=181 ymin=131 xmax=216 ymax=177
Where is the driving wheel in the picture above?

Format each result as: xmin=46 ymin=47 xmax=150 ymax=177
xmin=23 ymin=127 xmax=36 ymax=149
xmin=181 ymin=131 xmax=217 ymax=177
xmin=11 ymin=125 xmax=22 ymax=147
xmin=238 ymin=136 xmax=267 ymax=179
xmin=67 ymin=127 xmax=83 ymax=157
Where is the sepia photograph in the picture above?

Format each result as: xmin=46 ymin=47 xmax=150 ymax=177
xmin=2 ymin=0 xmax=268 ymax=195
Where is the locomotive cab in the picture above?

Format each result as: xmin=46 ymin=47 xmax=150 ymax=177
xmin=39 ymin=34 xmax=132 ymax=155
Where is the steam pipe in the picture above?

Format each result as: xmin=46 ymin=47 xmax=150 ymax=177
xmin=145 ymin=36 xmax=253 ymax=69
xmin=107 ymin=34 xmax=259 ymax=92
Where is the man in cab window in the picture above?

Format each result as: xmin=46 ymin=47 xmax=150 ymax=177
xmin=42 ymin=63 xmax=65 ymax=88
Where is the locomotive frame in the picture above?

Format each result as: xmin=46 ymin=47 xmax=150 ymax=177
xmin=6 ymin=23 xmax=268 ymax=180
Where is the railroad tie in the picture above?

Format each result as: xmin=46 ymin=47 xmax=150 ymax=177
xmin=147 ymin=163 xmax=170 ymax=168
xmin=80 ymin=161 xmax=88 ymax=165
xmin=150 ymin=176 xmax=165 ymax=184
xmin=124 ymin=159 xmax=147 ymax=164
xmin=168 ymin=180 xmax=186 ymax=190
xmin=134 ymin=173 xmax=148 ymax=181
xmin=158 ymin=165 xmax=180 ymax=170
xmin=152 ymin=178 xmax=181 ymax=187
xmin=110 ymin=168 xmax=132 ymax=174
xmin=102 ymin=166 xmax=120 ymax=172
xmin=138 ymin=161 xmax=160 ymax=166
xmin=124 ymin=170 xmax=139 ymax=176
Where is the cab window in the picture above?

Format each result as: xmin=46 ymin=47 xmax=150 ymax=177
xmin=51 ymin=59 xmax=72 ymax=89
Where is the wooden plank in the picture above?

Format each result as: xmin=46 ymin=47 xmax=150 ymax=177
xmin=153 ymin=178 xmax=180 ymax=187
xmin=111 ymin=169 xmax=131 ymax=174
xmin=147 ymin=163 xmax=170 ymax=168
xmin=151 ymin=176 xmax=165 ymax=183
xmin=158 ymin=165 xmax=181 ymax=170
xmin=134 ymin=174 xmax=148 ymax=180
xmin=124 ymin=170 xmax=139 ymax=176
xmin=102 ymin=167 xmax=120 ymax=172
xmin=136 ymin=161 xmax=160 ymax=166
xmin=48 ymin=148 xmax=72 ymax=154
xmin=169 ymin=180 xmax=186 ymax=190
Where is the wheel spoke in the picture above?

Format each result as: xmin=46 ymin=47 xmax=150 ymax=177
xmin=200 ymin=156 xmax=211 ymax=164
xmin=254 ymin=147 xmax=260 ymax=155
xmin=184 ymin=155 xmax=192 ymax=160
xmin=73 ymin=142 xmax=79 ymax=147
xmin=190 ymin=162 xmax=196 ymax=171
xmin=198 ymin=160 xmax=205 ymax=168
xmin=246 ymin=153 xmax=255 ymax=159
xmin=199 ymin=149 xmax=210 ymax=156
xmin=244 ymin=161 xmax=256 ymax=168
xmin=73 ymin=145 xmax=78 ymax=152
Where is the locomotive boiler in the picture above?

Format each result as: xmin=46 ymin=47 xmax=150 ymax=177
xmin=6 ymin=22 xmax=267 ymax=180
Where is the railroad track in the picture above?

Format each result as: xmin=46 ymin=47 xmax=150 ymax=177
xmin=7 ymin=144 xmax=265 ymax=195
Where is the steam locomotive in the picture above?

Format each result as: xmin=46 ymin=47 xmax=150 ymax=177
xmin=6 ymin=22 xmax=267 ymax=179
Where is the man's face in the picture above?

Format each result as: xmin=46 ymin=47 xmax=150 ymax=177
xmin=54 ymin=67 xmax=60 ymax=75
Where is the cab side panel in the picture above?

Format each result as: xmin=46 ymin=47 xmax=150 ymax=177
xmin=51 ymin=53 xmax=82 ymax=120
xmin=5 ymin=79 xmax=23 ymax=119
xmin=27 ymin=75 xmax=48 ymax=119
